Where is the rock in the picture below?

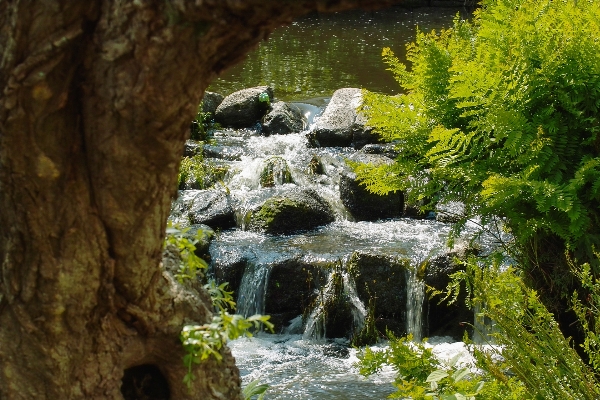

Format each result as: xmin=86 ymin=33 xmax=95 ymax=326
xmin=211 ymin=248 xmax=248 ymax=298
xmin=259 ymin=156 xmax=294 ymax=187
xmin=183 ymin=140 xmax=203 ymax=157
xmin=247 ymin=188 xmax=335 ymax=234
xmin=310 ymin=88 xmax=375 ymax=148
xmin=339 ymin=153 xmax=404 ymax=221
xmin=264 ymin=259 xmax=324 ymax=332
xmin=214 ymin=86 xmax=274 ymax=128
xmin=359 ymin=143 xmax=400 ymax=159
xmin=424 ymin=246 xmax=475 ymax=340
xmin=203 ymin=144 xmax=243 ymax=161
xmin=169 ymin=189 xmax=236 ymax=230
xmin=201 ymin=91 xmax=224 ymax=115
xmin=349 ymin=251 xmax=412 ymax=336
xmin=262 ymin=101 xmax=306 ymax=135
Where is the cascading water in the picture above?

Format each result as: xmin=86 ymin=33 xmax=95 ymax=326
xmin=236 ymin=260 xmax=271 ymax=318
xmin=302 ymin=265 xmax=368 ymax=341
xmin=405 ymin=267 xmax=425 ymax=341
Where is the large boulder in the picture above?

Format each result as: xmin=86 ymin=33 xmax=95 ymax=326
xmin=264 ymin=259 xmax=325 ymax=332
xmin=310 ymin=88 xmax=376 ymax=148
xmin=424 ymin=247 xmax=475 ymax=340
xmin=349 ymin=251 xmax=412 ymax=335
xmin=262 ymin=101 xmax=306 ymax=135
xmin=169 ymin=189 xmax=236 ymax=230
xmin=339 ymin=153 xmax=404 ymax=221
xmin=214 ymin=86 xmax=274 ymax=128
xmin=247 ymin=188 xmax=335 ymax=234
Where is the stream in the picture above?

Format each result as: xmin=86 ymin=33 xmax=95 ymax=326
xmin=187 ymin=5 xmax=487 ymax=399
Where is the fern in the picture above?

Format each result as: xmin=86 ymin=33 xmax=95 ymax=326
xmin=356 ymin=0 xmax=600 ymax=280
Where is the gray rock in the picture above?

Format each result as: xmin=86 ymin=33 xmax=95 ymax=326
xmin=214 ymin=86 xmax=274 ymax=128
xmin=360 ymin=143 xmax=400 ymax=159
xmin=201 ymin=91 xmax=224 ymax=115
xmin=310 ymin=88 xmax=375 ymax=148
xmin=264 ymin=259 xmax=325 ymax=332
xmin=169 ymin=189 xmax=236 ymax=230
xmin=183 ymin=140 xmax=203 ymax=157
xmin=248 ymin=188 xmax=335 ymax=234
xmin=211 ymin=248 xmax=248 ymax=300
xmin=339 ymin=154 xmax=404 ymax=221
xmin=262 ymin=101 xmax=306 ymax=135
xmin=350 ymin=251 xmax=411 ymax=336
xmin=203 ymin=144 xmax=243 ymax=161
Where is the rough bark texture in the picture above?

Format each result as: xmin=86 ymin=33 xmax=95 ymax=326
xmin=0 ymin=1 xmax=402 ymax=398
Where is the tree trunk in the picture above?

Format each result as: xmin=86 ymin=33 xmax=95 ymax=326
xmin=0 ymin=1 xmax=401 ymax=398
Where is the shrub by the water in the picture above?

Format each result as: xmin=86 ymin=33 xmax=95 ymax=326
xmin=355 ymin=0 xmax=600 ymax=398
xmin=356 ymin=0 xmax=600 ymax=325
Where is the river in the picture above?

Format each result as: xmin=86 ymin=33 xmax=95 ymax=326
xmin=200 ymin=5 xmax=480 ymax=399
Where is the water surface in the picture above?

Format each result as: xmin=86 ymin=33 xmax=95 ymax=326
xmin=209 ymin=6 xmax=472 ymax=101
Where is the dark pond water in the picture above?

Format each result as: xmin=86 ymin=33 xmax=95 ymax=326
xmin=209 ymin=6 xmax=473 ymax=102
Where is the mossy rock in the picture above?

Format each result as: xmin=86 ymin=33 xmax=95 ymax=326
xmin=248 ymin=188 xmax=334 ymax=234
xmin=348 ymin=251 xmax=412 ymax=335
xmin=259 ymin=156 xmax=293 ymax=187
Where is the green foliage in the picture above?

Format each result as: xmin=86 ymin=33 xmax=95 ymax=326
xmin=443 ymin=259 xmax=600 ymax=399
xmin=259 ymin=156 xmax=293 ymax=187
xmin=357 ymin=0 xmax=600 ymax=269
xmin=165 ymin=223 xmax=209 ymax=283
xmin=242 ymin=379 xmax=269 ymax=400
xmin=357 ymin=333 xmax=518 ymax=399
xmin=165 ymin=225 xmax=274 ymax=390
xmin=359 ymin=257 xmax=600 ymax=399
xmin=178 ymin=152 xmax=228 ymax=190
xmin=190 ymin=102 xmax=219 ymax=141
xmin=571 ymin=254 xmax=600 ymax=374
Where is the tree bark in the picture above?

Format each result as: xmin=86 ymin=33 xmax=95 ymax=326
xmin=0 ymin=1 xmax=402 ymax=398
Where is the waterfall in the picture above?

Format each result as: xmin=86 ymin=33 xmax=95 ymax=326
xmin=302 ymin=270 xmax=335 ymax=340
xmin=302 ymin=265 xmax=367 ymax=341
xmin=343 ymin=273 xmax=367 ymax=335
xmin=405 ymin=268 xmax=425 ymax=341
xmin=236 ymin=261 xmax=271 ymax=317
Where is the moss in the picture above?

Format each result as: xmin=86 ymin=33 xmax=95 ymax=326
xmin=259 ymin=156 xmax=293 ymax=187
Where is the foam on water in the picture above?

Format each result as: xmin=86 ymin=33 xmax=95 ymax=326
xmin=230 ymin=334 xmax=497 ymax=400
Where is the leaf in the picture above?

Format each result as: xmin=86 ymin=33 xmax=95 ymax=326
xmin=426 ymin=369 xmax=449 ymax=383
xmin=451 ymin=367 xmax=470 ymax=382
xmin=242 ymin=379 xmax=269 ymax=400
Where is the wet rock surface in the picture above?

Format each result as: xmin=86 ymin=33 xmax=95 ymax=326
xmin=262 ymin=101 xmax=306 ymax=135
xmin=311 ymin=88 xmax=375 ymax=148
xmin=248 ymin=188 xmax=335 ymax=234
xmin=170 ymin=189 xmax=236 ymax=230
xmin=424 ymin=246 xmax=475 ymax=339
xmin=215 ymin=86 xmax=274 ymax=128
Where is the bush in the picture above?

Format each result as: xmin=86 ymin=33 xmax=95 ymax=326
xmin=356 ymin=0 xmax=600 ymax=309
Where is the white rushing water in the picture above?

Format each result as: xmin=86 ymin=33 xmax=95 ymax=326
xmin=230 ymin=334 xmax=483 ymax=400
xmin=186 ymin=92 xmax=507 ymax=398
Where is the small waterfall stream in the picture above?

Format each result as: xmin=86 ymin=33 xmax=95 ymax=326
xmin=173 ymin=109 xmax=500 ymax=398
xmin=236 ymin=261 xmax=271 ymax=318
xmin=405 ymin=268 xmax=425 ymax=341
